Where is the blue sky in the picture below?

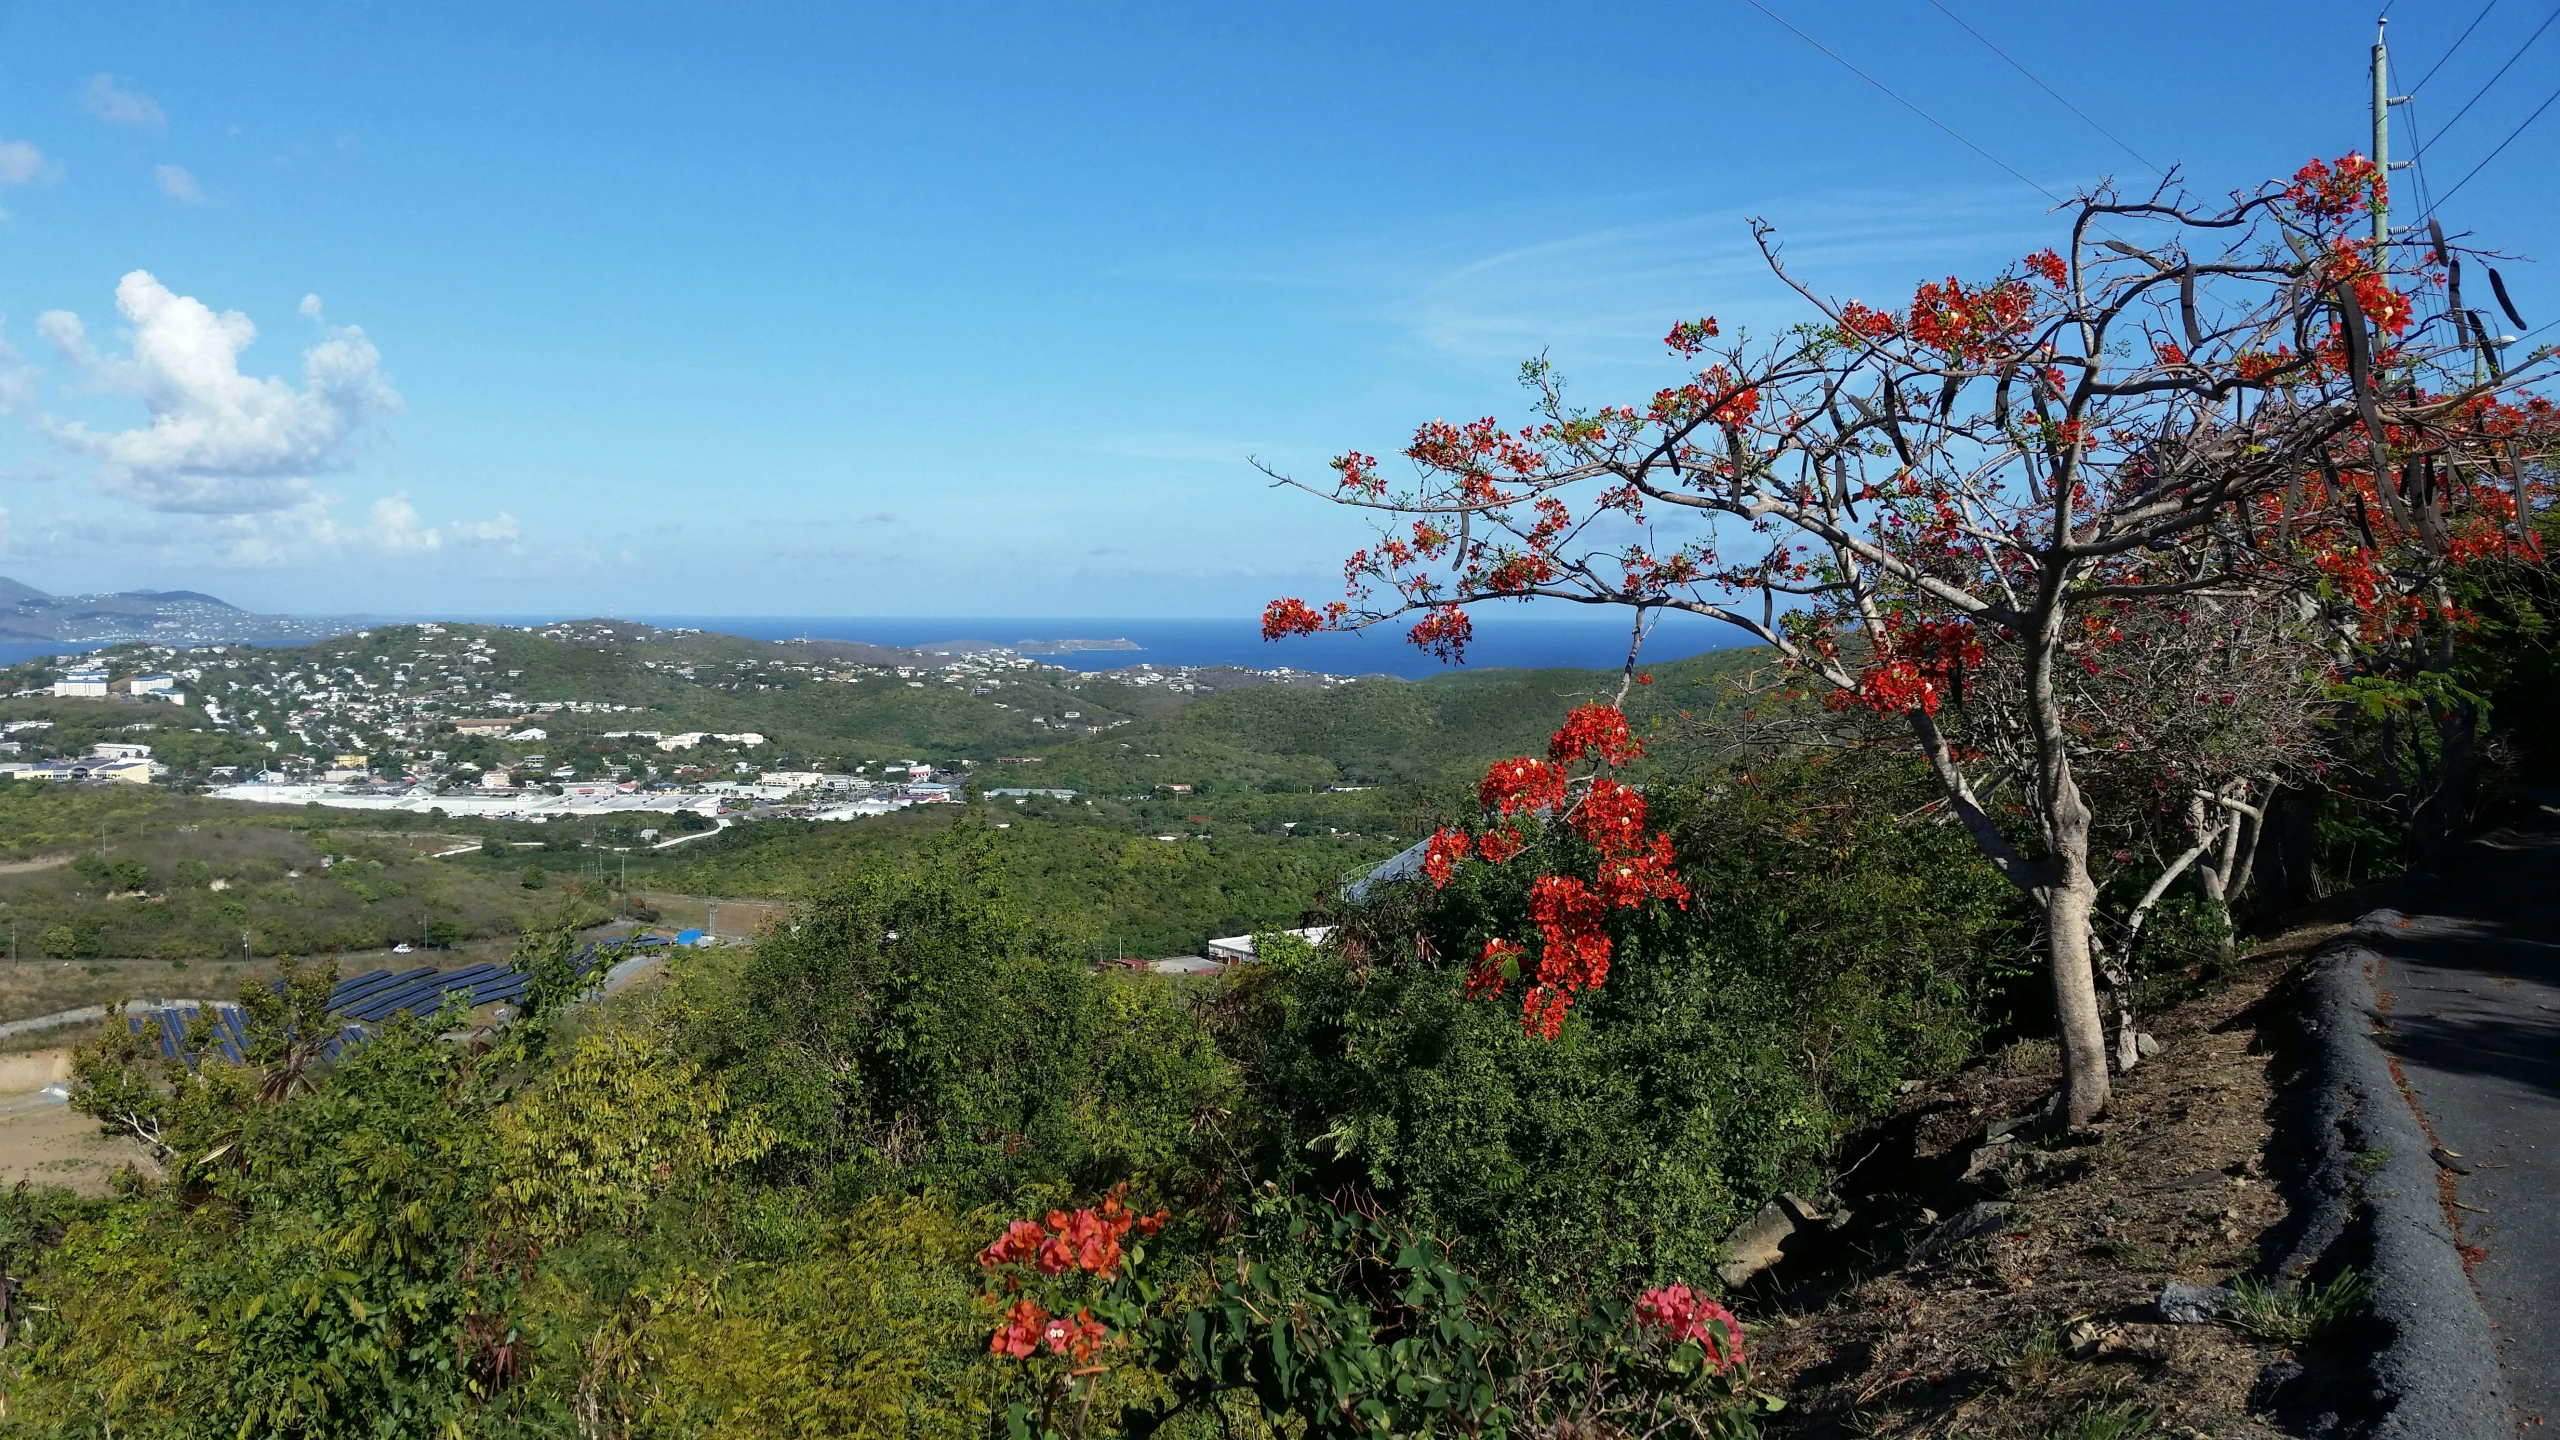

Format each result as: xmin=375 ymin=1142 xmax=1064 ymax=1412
xmin=0 ymin=1 xmax=2551 ymax=618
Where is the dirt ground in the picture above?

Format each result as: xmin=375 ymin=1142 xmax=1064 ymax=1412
xmin=0 ymin=1054 xmax=154 ymax=1196
xmin=0 ymin=938 xmax=533 ymax=1028
xmin=1751 ymin=923 xmax=2358 ymax=1440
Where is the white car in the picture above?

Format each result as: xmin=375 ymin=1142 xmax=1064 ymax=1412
xmin=392 ymin=943 xmax=414 ymax=954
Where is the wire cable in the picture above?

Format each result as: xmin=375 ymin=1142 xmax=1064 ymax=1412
xmin=2407 ymin=0 xmax=2501 ymax=96
xmin=2422 ymin=75 xmax=2560 ymax=217
xmin=2417 ymin=1 xmax=2560 ymax=156
xmin=1740 ymin=0 xmax=2063 ymax=203
xmin=1922 ymin=0 xmax=2165 ymax=178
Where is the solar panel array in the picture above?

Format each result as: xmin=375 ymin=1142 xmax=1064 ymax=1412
xmin=126 ymin=935 xmax=677 ymax=1071
xmin=129 ymin=1003 xmax=367 ymax=1067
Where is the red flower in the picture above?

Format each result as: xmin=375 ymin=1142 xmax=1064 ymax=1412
xmin=1570 ymin=778 xmax=1650 ymax=856
xmin=1664 ymin=315 xmax=1721 ymax=357
xmin=1467 ymin=938 xmax=1524 ymax=999
xmin=991 ymin=1297 xmax=1050 ymax=1359
xmin=1408 ymin=604 xmax=1475 ymax=662
xmin=1262 ymin=597 xmax=1343 ymax=641
xmin=978 ymin=1219 xmax=1046 ymax=1269
xmin=1480 ymin=757 xmax=1569 ymax=817
xmin=1634 ymin=1284 xmax=1745 ymax=1369
xmin=1475 ymin=825 xmax=1526 ymax=864
xmin=1422 ymin=827 xmax=1472 ymax=887
xmin=1548 ymin=703 xmax=1642 ymax=767
xmin=1044 ymin=1308 xmax=1111 ymax=1363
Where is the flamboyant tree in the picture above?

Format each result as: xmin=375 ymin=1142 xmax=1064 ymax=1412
xmin=1265 ymin=157 xmax=2556 ymax=1127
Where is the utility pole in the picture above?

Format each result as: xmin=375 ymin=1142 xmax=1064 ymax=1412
xmin=2373 ymin=18 xmax=2413 ymax=269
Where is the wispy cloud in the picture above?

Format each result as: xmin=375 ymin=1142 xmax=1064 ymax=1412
xmin=84 ymin=76 xmax=166 ymax=131
xmin=156 ymin=164 xmax=205 ymax=204
xmin=0 ymin=141 xmax=62 ymax=187
xmin=1115 ymin=177 xmax=2069 ymax=377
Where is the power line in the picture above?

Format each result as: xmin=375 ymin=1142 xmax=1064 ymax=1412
xmin=2418 ymin=1 xmax=2560 ymax=157
xmin=1740 ymin=0 xmax=2063 ymax=203
xmin=2423 ymin=75 xmax=2560 ymax=217
xmin=2408 ymin=0 xmax=2501 ymax=96
xmin=1922 ymin=0 xmax=2165 ymax=178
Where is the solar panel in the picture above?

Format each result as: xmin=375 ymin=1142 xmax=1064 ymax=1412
xmin=328 ymin=966 xmax=437 ymax=1012
xmin=326 ymin=968 xmax=393 ymax=1006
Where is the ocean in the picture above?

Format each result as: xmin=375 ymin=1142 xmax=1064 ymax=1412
xmin=0 ymin=611 xmax=1757 ymax=682
xmin=621 ymin=613 xmax=1752 ymax=679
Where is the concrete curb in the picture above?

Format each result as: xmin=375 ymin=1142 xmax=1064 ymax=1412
xmin=2278 ymin=910 xmax=2510 ymax=1440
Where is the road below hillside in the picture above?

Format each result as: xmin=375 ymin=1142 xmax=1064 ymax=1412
xmin=2364 ymin=809 xmax=2560 ymax=1431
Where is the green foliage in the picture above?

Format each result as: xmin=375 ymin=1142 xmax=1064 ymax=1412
xmin=991 ymin=1192 xmax=1780 ymax=1440
xmin=2224 ymin=1272 xmax=2375 ymax=1346
xmin=1231 ymin=756 xmax=2016 ymax=1290
xmin=680 ymin=835 xmax=1237 ymax=1203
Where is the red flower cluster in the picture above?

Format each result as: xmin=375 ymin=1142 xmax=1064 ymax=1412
xmin=2284 ymin=152 xmax=2383 ymax=223
xmin=1332 ymin=450 xmax=1384 ymax=497
xmin=1633 ymin=1284 xmax=1745 ymax=1369
xmin=1262 ymin=597 xmax=1347 ymax=640
xmin=978 ymin=1190 xmax=1167 ymax=1280
xmin=1408 ymin=604 xmax=1476 ymax=663
xmin=2022 ymin=248 xmax=2068 ymax=289
xmin=988 ymin=1298 xmax=1111 ymax=1363
xmin=1906 ymin=274 xmax=2035 ymax=365
xmin=1827 ymin=614 xmax=1983 ymax=717
xmin=1437 ymin=706 xmax=1690 ymax=1038
xmin=1480 ymin=756 xmax=1569 ymax=817
xmin=1549 ymin=702 xmax=1643 ymax=766
xmin=1663 ymin=315 xmax=1721 ymax=357
xmin=1836 ymin=301 xmax=1898 ymax=341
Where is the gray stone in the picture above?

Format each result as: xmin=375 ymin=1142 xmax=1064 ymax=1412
xmin=2135 ymin=1031 xmax=2161 ymax=1058
xmin=2157 ymin=1281 xmax=2233 ymax=1324
xmin=1715 ymin=1201 xmax=1799 ymax=1287
xmin=1912 ymin=1200 xmax=2013 ymax=1263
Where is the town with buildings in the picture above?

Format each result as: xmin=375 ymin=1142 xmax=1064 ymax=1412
xmin=0 ymin=618 xmax=1363 ymax=833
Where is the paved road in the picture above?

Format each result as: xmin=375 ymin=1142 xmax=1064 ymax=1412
xmin=2363 ymin=812 xmax=2560 ymax=1432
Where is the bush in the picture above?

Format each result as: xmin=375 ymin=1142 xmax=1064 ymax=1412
xmin=520 ymin=865 xmax=549 ymax=890
xmin=1230 ymin=756 xmax=2019 ymax=1291
xmin=681 ymin=834 xmax=1235 ymax=1204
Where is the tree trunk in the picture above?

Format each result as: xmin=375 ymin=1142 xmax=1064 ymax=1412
xmin=2045 ymin=826 xmax=2112 ymax=1127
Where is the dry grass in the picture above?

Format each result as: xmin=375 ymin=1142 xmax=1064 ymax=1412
xmin=1751 ymin=930 xmax=2359 ymax=1440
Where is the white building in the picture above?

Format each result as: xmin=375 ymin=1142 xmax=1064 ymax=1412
xmin=90 ymin=742 xmax=153 ymax=760
xmin=1205 ymin=927 xmax=1335 ymax=964
xmin=53 ymin=667 xmax=108 ymax=698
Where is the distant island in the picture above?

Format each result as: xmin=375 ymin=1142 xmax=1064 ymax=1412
xmin=0 ymin=576 xmax=364 ymax=648
xmin=1011 ymin=637 xmax=1140 ymax=655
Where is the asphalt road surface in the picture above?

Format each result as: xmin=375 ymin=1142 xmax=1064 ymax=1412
xmin=2364 ymin=811 xmax=2560 ymax=1432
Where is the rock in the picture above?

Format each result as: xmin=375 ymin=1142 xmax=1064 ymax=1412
xmin=2430 ymin=1145 xmax=2474 ymax=1175
xmin=2156 ymin=1281 xmax=2233 ymax=1324
xmin=1985 ymin=1098 xmax=2059 ymax=1143
xmin=2135 ymin=1031 xmax=2161 ymax=1058
xmin=1912 ymin=1201 xmax=2013 ymax=1263
xmin=1715 ymin=1201 xmax=1801 ymax=1287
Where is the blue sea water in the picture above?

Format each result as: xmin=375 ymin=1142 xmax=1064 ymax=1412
xmin=620 ymin=613 xmax=1753 ymax=680
xmin=0 ymin=612 xmax=1759 ymax=682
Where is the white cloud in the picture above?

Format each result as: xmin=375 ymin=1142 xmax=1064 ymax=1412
xmin=84 ymin=76 xmax=166 ymax=131
xmin=368 ymin=492 xmax=441 ymax=552
xmin=0 ymin=327 xmax=34 ymax=415
xmin=448 ymin=512 xmax=521 ymax=550
xmin=155 ymin=165 xmax=204 ymax=204
xmin=38 ymin=270 xmax=401 ymax=514
xmin=298 ymin=294 xmax=324 ymax=321
xmin=0 ymin=141 xmax=61 ymax=186
xmin=35 ymin=310 xmax=95 ymax=367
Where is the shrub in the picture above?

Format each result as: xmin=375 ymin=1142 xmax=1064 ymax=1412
xmin=2225 ymin=1272 xmax=2375 ymax=1345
